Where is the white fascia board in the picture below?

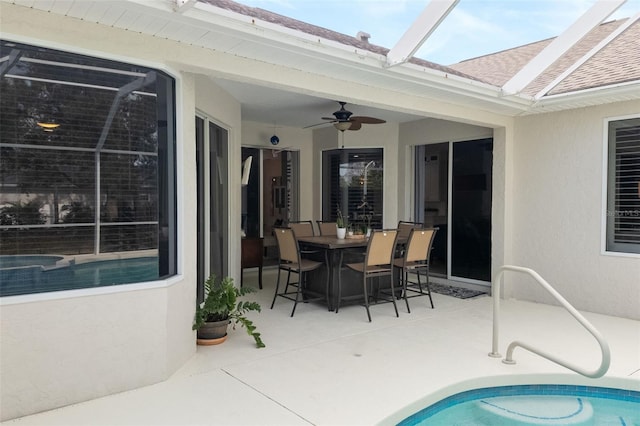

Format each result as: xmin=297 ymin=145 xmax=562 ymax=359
xmin=502 ymin=0 xmax=626 ymax=95
xmin=388 ymin=62 xmax=534 ymax=113
xmin=535 ymin=12 xmax=640 ymax=100
xmin=385 ymin=0 xmax=459 ymax=67
xmin=529 ymin=81 xmax=640 ymax=113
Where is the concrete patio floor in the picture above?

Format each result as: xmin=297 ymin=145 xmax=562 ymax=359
xmin=4 ymin=268 xmax=639 ymax=425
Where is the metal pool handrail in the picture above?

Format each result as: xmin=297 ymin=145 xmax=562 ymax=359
xmin=489 ymin=265 xmax=610 ymax=378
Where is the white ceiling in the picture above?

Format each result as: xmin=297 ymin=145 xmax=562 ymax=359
xmin=212 ymin=78 xmax=426 ymax=129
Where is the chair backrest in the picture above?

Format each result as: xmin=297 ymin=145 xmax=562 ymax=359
xmin=288 ymin=221 xmax=315 ymax=238
xmin=404 ymin=228 xmax=438 ymax=263
xmin=274 ymin=227 xmax=299 ymax=264
xmin=316 ymin=221 xmax=337 ymax=236
xmin=397 ymin=221 xmax=423 ymax=240
xmin=365 ymin=229 xmax=398 ymax=267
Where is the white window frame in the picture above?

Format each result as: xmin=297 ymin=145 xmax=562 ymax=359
xmin=601 ymin=114 xmax=640 ymax=257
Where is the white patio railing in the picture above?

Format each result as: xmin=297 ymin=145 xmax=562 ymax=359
xmin=489 ymin=265 xmax=610 ymax=378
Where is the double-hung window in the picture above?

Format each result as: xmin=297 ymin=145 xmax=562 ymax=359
xmin=605 ymin=117 xmax=640 ymax=254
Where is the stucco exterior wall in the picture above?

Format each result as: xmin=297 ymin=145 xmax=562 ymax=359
xmin=510 ymin=101 xmax=640 ymax=320
xmin=0 ymin=72 xmax=202 ymax=423
xmin=0 ymin=11 xmax=245 ymax=421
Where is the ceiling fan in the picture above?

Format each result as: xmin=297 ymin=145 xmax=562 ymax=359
xmin=305 ymin=101 xmax=386 ymax=131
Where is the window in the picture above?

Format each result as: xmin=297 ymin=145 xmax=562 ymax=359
xmin=0 ymin=40 xmax=177 ymax=296
xmin=322 ymin=149 xmax=383 ymax=230
xmin=605 ymin=117 xmax=640 ymax=254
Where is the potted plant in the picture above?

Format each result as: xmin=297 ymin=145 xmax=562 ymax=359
xmin=192 ymin=275 xmax=265 ymax=348
xmin=336 ymin=207 xmax=347 ymax=239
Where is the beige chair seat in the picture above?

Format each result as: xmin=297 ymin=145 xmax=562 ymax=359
xmin=394 ymin=227 xmax=438 ymax=311
xmin=271 ymin=227 xmax=328 ymax=317
xmin=337 ymin=229 xmax=399 ymax=322
xmin=282 ymin=258 xmax=324 ymax=273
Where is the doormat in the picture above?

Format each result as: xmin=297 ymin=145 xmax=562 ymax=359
xmin=430 ymin=283 xmax=487 ymax=299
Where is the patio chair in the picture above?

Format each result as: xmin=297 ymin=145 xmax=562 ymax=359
xmin=393 ymin=227 xmax=438 ymax=311
xmin=337 ymin=229 xmax=399 ymax=322
xmin=288 ymin=220 xmax=316 ymax=237
xmin=271 ymin=227 xmax=327 ymax=317
xmin=288 ymin=220 xmax=320 ymax=257
xmin=397 ymin=220 xmax=424 ymax=240
xmin=316 ymin=221 xmax=337 ymax=236
xmin=396 ymin=220 xmax=424 ymax=257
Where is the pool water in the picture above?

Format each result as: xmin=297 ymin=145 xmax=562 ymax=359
xmin=0 ymin=255 xmax=65 ymax=268
xmin=0 ymin=257 xmax=159 ymax=296
xmin=398 ymin=385 xmax=640 ymax=426
xmin=72 ymin=257 xmax=159 ymax=288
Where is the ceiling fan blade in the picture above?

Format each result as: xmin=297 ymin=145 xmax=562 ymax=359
xmin=321 ymin=117 xmax=337 ymax=121
xmin=303 ymin=121 xmax=333 ymax=129
xmin=351 ymin=116 xmax=386 ymax=124
xmin=348 ymin=121 xmax=362 ymax=131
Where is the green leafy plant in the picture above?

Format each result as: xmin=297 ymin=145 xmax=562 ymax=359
xmin=192 ymin=275 xmax=265 ymax=348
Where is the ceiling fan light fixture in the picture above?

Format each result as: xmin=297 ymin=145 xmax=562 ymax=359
xmin=334 ymin=121 xmax=352 ymax=131
xmin=37 ymin=122 xmax=60 ymax=130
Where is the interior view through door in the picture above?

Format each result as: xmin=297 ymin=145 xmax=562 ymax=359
xmin=242 ymin=147 xmax=299 ymax=265
xmin=415 ymin=138 xmax=493 ymax=283
xmin=196 ymin=116 xmax=229 ymax=302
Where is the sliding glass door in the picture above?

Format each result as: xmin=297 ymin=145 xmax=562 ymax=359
xmin=414 ymin=143 xmax=448 ymax=276
xmin=196 ymin=116 xmax=228 ymax=302
xmin=415 ymin=139 xmax=492 ymax=283
xmin=451 ymin=138 xmax=492 ymax=282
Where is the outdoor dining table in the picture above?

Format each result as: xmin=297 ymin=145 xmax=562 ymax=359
xmin=295 ymin=235 xmax=368 ymax=310
xmin=296 ymin=235 xmax=405 ymax=311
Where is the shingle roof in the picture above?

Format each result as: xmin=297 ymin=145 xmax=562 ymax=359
xmin=545 ymin=19 xmax=640 ymax=96
xmin=449 ymin=18 xmax=640 ymax=97
xmin=203 ymin=0 xmax=639 ymax=98
xmin=200 ymin=0 xmax=480 ymax=81
xmin=448 ymin=39 xmax=552 ymax=89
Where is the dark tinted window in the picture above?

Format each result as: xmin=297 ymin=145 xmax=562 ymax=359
xmin=0 ymin=40 xmax=176 ymax=296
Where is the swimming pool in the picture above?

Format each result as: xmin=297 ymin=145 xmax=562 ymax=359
xmin=397 ymin=384 xmax=640 ymax=425
xmin=0 ymin=254 xmax=65 ymax=269
xmin=0 ymin=256 xmax=159 ymax=297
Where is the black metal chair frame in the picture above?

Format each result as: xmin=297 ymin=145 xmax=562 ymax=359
xmin=270 ymin=227 xmax=328 ymax=317
xmin=336 ymin=229 xmax=399 ymax=322
xmin=394 ymin=227 xmax=438 ymax=311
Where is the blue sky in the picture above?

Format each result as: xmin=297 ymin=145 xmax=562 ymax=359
xmin=236 ymin=0 xmax=639 ymax=64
